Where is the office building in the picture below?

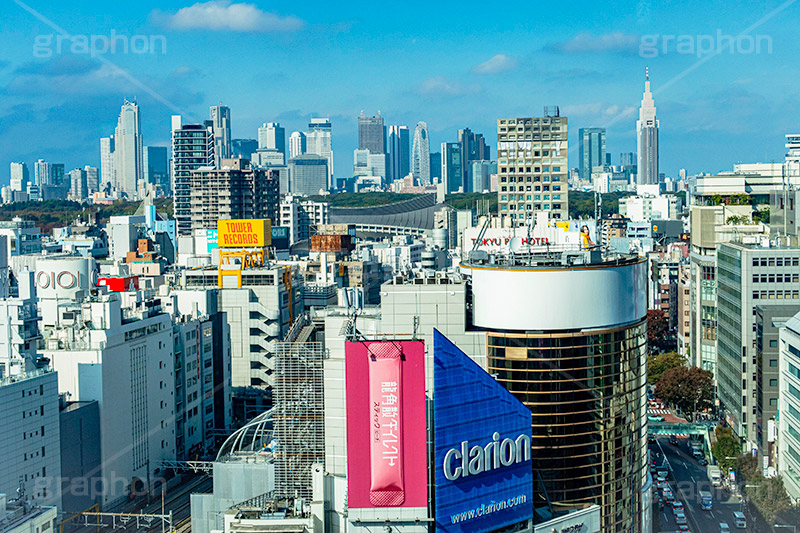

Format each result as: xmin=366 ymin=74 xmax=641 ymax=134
xmin=289 ymin=154 xmax=328 ymax=197
xmin=429 ymin=151 xmax=441 ymax=181
xmin=497 ymin=110 xmax=569 ymax=223
xmin=468 ymin=159 xmax=497 ymax=193
xmin=0 ymin=369 xmax=62 ymax=510
xmin=99 ymin=136 xmax=114 ymax=188
xmin=619 ymin=194 xmax=678 ymax=221
xmin=280 ymin=195 xmax=329 ymax=245
xmin=210 ymin=104 xmax=232 ymax=167
xmin=458 ymin=127 xmax=490 ymax=186
xmin=357 ymin=112 xmax=385 ymax=154
xmin=412 ymin=121 xmax=431 ymax=184
xmin=113 ymin=99 xmax=144 ymax=197
xmin=258 ymin=122 xmax=285 ymax=156
xmin=388 ymin=125 xmax=410 ymax=181
xmin=68 ymin=168 xmax=87 ymax=200
xmin=778 ymin=311 xmax=800 ymax=501
xmin=144 ymin=146 xmax=169 ymax=192
xmin=171 ymin=115 xmax=215 ymax=235
xmin=755 ymin=304 xmax=800 ymax=465
xmin=232 ymin=138 xmax=258 ymax=160
xmin=10 ymin=162 xmax=29 ymax=192
xmin=34 ymin=160 xmax=52 ymax=187
xmin=288 ymin=131 xmax=306 ymax=159
xmin=459 ymin=241 xmax=649 ymax=531
xmin=306 ymin=118 xmax=333 ymax=185
xmin=50 ymin=164 xmax=64 ymax=187
xmin=441 ymin=142 xmax=464 ymax=193
xmin=187 ymin=158 xmax=279 ymax=233
xmin=84 ymin=165 xmax=98 ymax=196
xmin=579 ymin=128 xmax=606 ymax=181
xmin=636 ymin=69 xmax=659 ymax=185
xmin=716 ymin=240 xmax=800 ymax=452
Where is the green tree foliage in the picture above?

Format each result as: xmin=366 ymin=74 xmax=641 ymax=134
xmin=726 ymin=215 xmax=750 ymax=225
xmin=647 ymin=309 xmax=669 ymax=352
xmin=307 ymin=192 xmax=422 ymax=207
xmin=712 ymin=427 xmax=742 ymax=471
xmin=445 ymin=193 xmax=498 ymax=213
xmin=648 ymin=351 xmax=686 ymax=385
xmin=0 ymin=199 xmax=173 ymax=232
xmin=746 ymin=474 xmax=793 ymax=524
xmin=753 ymin=208 xmax=770 ymax=224
xmin=655 ymin=366 xmax=714 ymax=415
xmin=568 ymin=191 xmax=634 ymax=219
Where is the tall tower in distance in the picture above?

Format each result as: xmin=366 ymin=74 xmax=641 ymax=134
xmin=289 ymin=131 xmax=307 ymax=159
xmin=357 ymin=112 xmax=385 ymax=155
xmin=412 ymin=122 xmax=431 ymax=185
xmin=113 ymin=100 xmax=143 ymax=198
xmin=210 ymin=104 xmax=232 ymax=167
xmin=636 ymin=68 xmax=659 ymax=186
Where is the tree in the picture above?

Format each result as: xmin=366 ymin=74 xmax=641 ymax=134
xmin=726 ymin=215 xmax=750 ymax=225
xmin=747 ymin=474 xmax=792 ymax=524
xmin=647 ymin=310 xmax=669 ymax=352
xmin=648 ymin=351 xmax=686 ymax=385
xmin=712 ymin=427 xmax=741 ymax=471
xmin=655 ymin=366 xmax=714 ymax=415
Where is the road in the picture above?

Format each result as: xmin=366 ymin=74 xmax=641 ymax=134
xmin=651 ymin=436 xmax=744 ymax=533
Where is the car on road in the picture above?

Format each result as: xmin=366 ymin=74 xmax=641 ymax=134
xmin=669 ymin=435 xmax=678 ymax=445
xmin=662 ymin=488 xmax=674 ymax=503
xmin=698 ymin=457 xmax=708 ymax=466
xmin=719 ymin=523 xmax=730 ymax=533
xmin=649 ymin=415 xmax=665 ymax=421
xmin=678 ymin=526 xmax=690 ymax=533
xmin=675 ymin=512 xmax=687 ymax=525
xmin=672 ymin=501 xmax=684 ymax=515
xmin=657 ymin=480 xmax=669 ymax=490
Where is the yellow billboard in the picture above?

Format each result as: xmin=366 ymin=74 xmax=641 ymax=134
xmin=217 ymin=219 xmax=271 ymax=248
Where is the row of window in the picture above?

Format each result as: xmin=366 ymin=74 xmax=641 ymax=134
xmin=752 ymin=290 xmax=800 ymax=300
xmin=500 ymin=166 xmax=563 ymax=173
xmin=501 ymin=194 xmax=562 ymax=201
xmin=752 ymin=273 xmax=799 ymax=283
xmin=502 ymin=185 xmax=562 ymax=193
xmin=501 ymin=203 xmax=563 ymax=211
xmin=752 ymin=257 xmax=799 ymax=267
xmin=501 ymin=175 xmax=562 ymax=183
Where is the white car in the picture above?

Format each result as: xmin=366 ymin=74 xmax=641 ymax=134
xmin=672 ymin=501 xmax=684 ymax=515
xmin=675 ymin=512 xmax=687 ymax=525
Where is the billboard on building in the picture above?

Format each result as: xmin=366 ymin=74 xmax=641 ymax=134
xmin=345 ymin=340 xmax=427 ymax=509
xmin=434 ymin=329 xmax=533 ymax=532
xmin=216 ymin=219 xmax=271 ymax=248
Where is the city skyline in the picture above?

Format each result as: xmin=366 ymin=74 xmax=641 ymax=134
xmin=2 ymin=1 xmax=799 ymax=185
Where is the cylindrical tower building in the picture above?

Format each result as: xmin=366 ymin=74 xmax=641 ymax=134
xmin=461 ymin=248 xmax=650 ymax=532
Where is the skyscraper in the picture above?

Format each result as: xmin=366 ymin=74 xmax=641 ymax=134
xmin=113 ymin=100 xmax=143 ymax=197
xmin=9 ymin=162 xmax=29 ymax=192
xmin=210 ymin=104 xmax=232 ymax=167
xmin=429 ymin=151 xmax=441 ymax=181
xmin=441 ymin=142 xmax=464 ymax=193
xmin=50 ymin=164 xmax=65 ymax=187
xmin=34 ymin=159 xmax=52 ymax=187
xmin=258 ymin=122 xmax=286 ymax=155
xmin=289 ymin=154 xmax=328 ymax=196
xmin=144 ymin=146 xmax=169 ymax=192
xmin=636 ymin=68 xmax=659 ymax=185
xmin=412 ymin=122 xmax=431 ymax=184
xmin=289 ymin=131 xmax=306 ymax=159
xmin=84 ymin=165 xmax=99 ymax=195
xmin=306 ymin=118 xmax=333 ymax=186
xmin=578 ymin=128 xmax=606 ymax=181
xmin=172 ymin=115 xmax=215 ymax=235
xmin=358 ymin=112 xmax=385 ymax=154
xmin=387 ymin=125 xmax=410 ymax=181
xmin=68 ymin=168 xmax=88 ymax=200
xmin=458 ymin=128 xmax=490 ymax=187
xmin=100 ymin=136 xmax=114 ymax=188
xmin=232 ymin=139 xmax=258 ymax=160
xmin=497 ymin=109 xmax=569 ymax=223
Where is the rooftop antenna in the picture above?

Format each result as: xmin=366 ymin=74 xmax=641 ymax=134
xmin=646 ymin=66 xmax=649 ymax=80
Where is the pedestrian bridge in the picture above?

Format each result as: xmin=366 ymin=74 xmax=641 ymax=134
xmin=648 ymin=422 xmax=711 ymax=436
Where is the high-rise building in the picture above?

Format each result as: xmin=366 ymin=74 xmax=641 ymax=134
xmin=50 ymin=163 xmax=65 ymax=187
xmin=458 ymin=127 xmax=490 ymax=187
xmin=144 ymin=146 xmax=169 ymax=192
xmin=716 ymin=241 xmax=800 ymax=452
xmin=387 ymin=125 xmax=410 ymax=182
xmin=84 ymin=165 xmax=99 ymax=195
xmin=497 ymin=110 xmax=568 ymax=223
xmin=289 ymin=131 xmax=307 ymax=159
xmin=412 ymin=122 xmax=431 ymax=184
xmin=9 ymin=162 xmax=29 ymax=192
xmin=210 ymin=104 xmax=232 ymax=167
xmin=469 ymin=160 xmax=497 ymax=193
xmin=429 ymin=151 xmax=441 ymax=181
xmin=232 ymin=138 xmax=258 ymax=160
xmin=289 ymin=154 xmax=329 ymax=196
xmin=113 ymin=100 xmax=144 ymax=197
xmin=578 ymin=128 xmax=606 ymax=181
xmin=100 ymin=136 xmax=114 ymax=187
xmin=306 ymin=118 xmax=333 ymax=185
xmin=187 ymin=158 xmax=279 ymax=233
xmin=171 ymin=115 xmax=215 ymax=235
xmin=34 ymin=159 xmax=52 ymax=187
xmin=68 ymin=168 xmax=88 ymax=200
xmin=441 ymin=142 xmax=464 ymax=193
xmin=258 ymin=122 xmax=286 ymax=155
xmin=458 ymin=243 xmax=649 ymax=532
xmin=636 ymin=69 xmax=659 ymax=185
xmin=357 ymin=112 xmax=385 ymax=154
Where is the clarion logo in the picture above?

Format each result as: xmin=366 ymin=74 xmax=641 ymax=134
xmin=443 ymin=432 xmax=531 ymax=481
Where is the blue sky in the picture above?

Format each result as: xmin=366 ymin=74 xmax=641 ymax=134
xmin=1 ymin=0 xmax=799 ymax=186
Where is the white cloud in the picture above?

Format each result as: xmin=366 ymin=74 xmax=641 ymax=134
xmin=547 ymin=32 xmax=640 ymax=54
xmin=472 ymin=54 xmax=518 ymax=75
xmin=151 ymin=1 xmax=304 ymax=32
xmin=417 ymin=76 xmax=481 ymax=97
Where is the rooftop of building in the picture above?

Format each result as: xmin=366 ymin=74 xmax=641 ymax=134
xmin=461 ymin=246 xmax=641 ymax=270
xmin=0 ymin=368 xmax=54 ymax=389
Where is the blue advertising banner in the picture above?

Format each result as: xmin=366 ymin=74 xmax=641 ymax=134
xmin=434 ymin=329 xmax=533 ymax=533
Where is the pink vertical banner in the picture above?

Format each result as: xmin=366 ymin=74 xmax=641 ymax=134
xmin=345 ymin=340 xmax=427 ymax=509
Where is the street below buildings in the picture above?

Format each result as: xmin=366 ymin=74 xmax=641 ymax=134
xmin=651 ymin=436 xmax=745 ymax=533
